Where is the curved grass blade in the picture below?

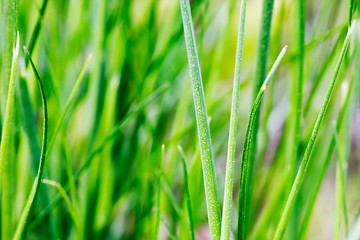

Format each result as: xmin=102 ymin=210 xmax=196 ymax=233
xmin=298 ymin=76 xmax=355 ymax=240
xmin=178 ymin=146 xmax=195 ymax=240
xmin=238 ymin=45 xmax=287 ymax=240
xmin=46 ymin=53 xmax=93 ymax=156
xmin=0 ymin=31 xmax=19 ymax=240
xmin=41 ymin=179 xmax=81 ymax=231
xmin=180 ymin=0 xmax=221 ymax=238
xmin=274 ymin=22 xmax=354 ymax=240
xmin=28 ymin=82 xmax=169 ymax=229
xmin=13 ymin=46 xmax=48 ymax=240
xmin=221 ymin=1 xmax=247 ymax=239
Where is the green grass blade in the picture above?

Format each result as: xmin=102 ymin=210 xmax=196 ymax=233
xmin=274 ymin=22 xmax=354 ymax=240
xmin=155 ymin=145 xmax=164 ymax=239
xmin=180 ymin=0 xmax=221 ymax=238
xmin=46 ymin=53 xmax=93 ymax=156
xmin=298 ymin=76 xmax=355 ymax=240
xmin=178 ymin=146 xmax=195 ymax=240
xmin=0 ymin=31 xmax=19 ymax=240
xmin=24 ymin=0 xmax=49 ymax=67
xmin=13 ymin=46 xmax=48 ymax=240
xmin=247 ymin=0 xmax=275 ymax=226
xmin=28 ymin=83 xmax=169 ymax=229
xmin=238 ymin=45 xmax=287 ymax=240
xmin=2 ymin=0 xmax=17 ymax=101
xmin=41 ymin=179 xmax=81 ymax=231
xmin=160 ymin=215 xmax=179 ymax=240
xmin=220 ymin=1 xmax=247 ymax=239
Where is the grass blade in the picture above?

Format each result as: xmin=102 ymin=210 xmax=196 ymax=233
xmin=41 ymin=179 xmax=81 ymax=231
xmin=180 ymin=0 xmax=221 ymax=238
xmin=155 ymin=145 xmax=164 ymax=239
xmin=28 ymin=83 xmax=169 ymax=229
xmin=238 ymin=45 xmax=287 ymax=240
xmin=0 ymin=31 xmax=19 ymax=240
xmin=13 ymin=46 xmax=48 ymax=240
xmin=220 ymin=1 xmax=247 ymax=239
xmin=24 ymin=0 xmax=49 ymax=67
xmin=298 ymin=76 xmax=355 ymax=240
xmin=46 ymin=53 xmax=93 ymax=156
xmin=178 ymin=146 xmax=195 ymax=240
xmin=274 ymin=22 xmax=354 ymax=240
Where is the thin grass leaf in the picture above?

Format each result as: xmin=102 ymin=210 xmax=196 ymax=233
xmin=247 ymin=0 xmax=275 ymax=228
xmin=180 ymin=0 xmax=221 ymax=238
xmin=298 ymin=76 xmax=355 ymax=240
xmin=238 ymin=45 xmax=287 ymax=240
xmin=220 ymin=1 xmax=247 ymax=239
xmin=24 ymin=0 xmax=49 ymax=67
xmin=178 ymin=146 xmax=195 ymax=240
xmin=13 ymin=46 xmax=48 ymax=240
xmin=274 ymin=22 xmax=354 ymax=240
xmin=0 ymin=31 xmax=19 ymax=240
xmin=46 ymin=53 xmax=93 ymax=156
xmin=160 ymin=215 xmax=179 ymax=240
xmin=155 ymin=145 xmax=164 ymax=239
xmin=28 ymin=83 xmax=169 ymax=229
xmin=41 ymin=179 xmax=81 ymax=231
xmin=335 ymin=129 xmax=350 ymax=238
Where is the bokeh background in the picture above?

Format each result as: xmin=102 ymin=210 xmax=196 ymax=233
xmin=0 ymin=0 xmax=359 ymax=239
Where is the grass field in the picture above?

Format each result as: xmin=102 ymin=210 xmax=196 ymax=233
xmin=0 ymin=0 xmax=359 ymax=239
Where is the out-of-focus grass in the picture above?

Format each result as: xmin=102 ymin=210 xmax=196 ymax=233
xmin=0 ymin=0 xmax=359 ymax=239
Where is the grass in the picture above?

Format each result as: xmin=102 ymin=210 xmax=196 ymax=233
xmin=0 ymin=0 xmax=359 ymax=239
xmin=180 ymin=0 xmax=221 ymax=238
xmin=220 ymin=0 xmax=246 ymax=239
xmin=13 ymin=46 xmax=49 ymax=240
xmin=238 ymin=45 xmax=287 ymax=240
xmin=274 ymin=22 xmax=354 ymax=240
xmin=0 ymin=31 xmax=19 ymax=240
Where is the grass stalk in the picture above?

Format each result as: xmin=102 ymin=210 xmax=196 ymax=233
xmin=180 ymin=0 xmax=221 ymax=238
xmin=41 ymin=179 xmax=81 ymax=231
xmin=238 ymin=45 xmax=288 ymax=240
xmin=220 ymin=0 xmax=247 ymax=239
xmin=13 ymin=46 xmax=48 ymax=240
xmin=0 ymin=32 xmax=19 ymax=240
xmin=46 ymin=53 xmax=93 ymax=156
xmin=29 ymin=83 xmax=169 ymax=230
xmin=274 ymin=22 xmax=354 ymax=240
xmin=298 ymin=76 xmax=355 ymax=240
xmin=247 ymin=0 xmax=275 ymax=226
xmin=178 ymin=146 xmax=195 ymax=240
xmin=155 ymin=145 xmax=164 ymax=239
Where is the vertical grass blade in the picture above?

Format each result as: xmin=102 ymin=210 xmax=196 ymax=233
xmin=178 ymin=146 xmax=195 ymax=240
xmin=274 ymin=22 xmax=354 ymax=240
xmin=155 ymin=145 xmax=164 ymax=239
xmin=247 ymin=0 xmax=275 ymax=223
xmin=0 ymin=31 xmax=19 ymax=240
xmin=180 ymin=0 xmax=221 ymax=238
xmin=220 ymin=1 xmax=247 ymax=239
xmin=238 ymin=45 xmax=287 ymax=240
xmin=13 ymin=46 xmax=49 ymax=240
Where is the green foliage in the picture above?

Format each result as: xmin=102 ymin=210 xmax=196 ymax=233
xmin=0 ymin=0 xmax=358 ymax=239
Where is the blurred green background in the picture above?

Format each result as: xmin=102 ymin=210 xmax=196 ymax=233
xmin=0 ymin=0 xmax=359 ymax=239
